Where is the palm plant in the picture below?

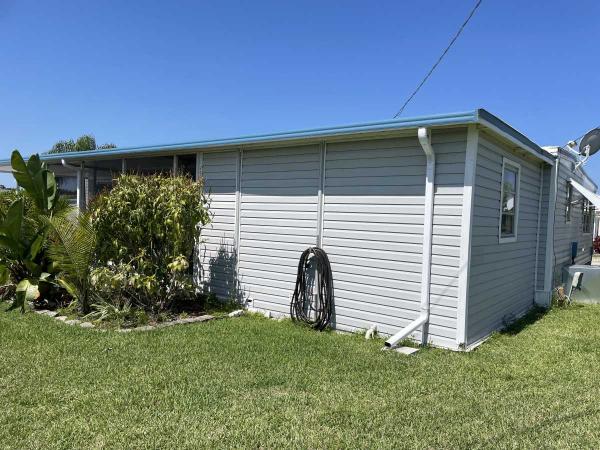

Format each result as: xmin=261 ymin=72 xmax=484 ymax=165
xmin=45 ymin=212 xmax=97 ymax=314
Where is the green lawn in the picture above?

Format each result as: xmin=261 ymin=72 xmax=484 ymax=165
xmin=2 ymin=304 xmax=600 ymax=449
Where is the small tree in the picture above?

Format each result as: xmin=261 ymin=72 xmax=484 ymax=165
xmin=48 ymin=134 xmax=116 ymax=154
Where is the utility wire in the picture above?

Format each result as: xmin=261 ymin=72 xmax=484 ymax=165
xmin=393 ymin=0 xmax=483 ymax=118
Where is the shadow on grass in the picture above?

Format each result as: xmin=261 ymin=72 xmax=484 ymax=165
xmin=500 ymin=306 xmax=548 ymax=336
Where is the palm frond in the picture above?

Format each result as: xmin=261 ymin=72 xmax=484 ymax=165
xmin=44 ymin=210 xmax=97 ymax=307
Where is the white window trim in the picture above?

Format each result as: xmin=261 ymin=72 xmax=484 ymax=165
xmin=499 ymin=157 xmax=521 ymax=244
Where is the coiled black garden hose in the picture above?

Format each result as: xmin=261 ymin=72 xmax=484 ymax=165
xmin=290 ymin=247 xmax=333 ymax=331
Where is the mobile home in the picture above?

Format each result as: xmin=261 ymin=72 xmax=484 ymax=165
xmin=2 ymin=109 xmax=596 ymax=350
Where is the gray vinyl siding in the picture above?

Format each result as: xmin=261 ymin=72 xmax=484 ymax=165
xmin=552 ymin=151 xmax=594 ymax=285
xmin=199 ymin=151 xmax=238 ymax=299
xmin=321 ymin=131 xmax=465 ymax=350
xmin=467 ymin=132 xmax=545 ymax=345
xmin=535 ymin=164 xmax=551 ymax=290
xmin=238 ymin=145 xmax=321 ymax=315
xmin=197 ymin=130 xmax=466 ymax=349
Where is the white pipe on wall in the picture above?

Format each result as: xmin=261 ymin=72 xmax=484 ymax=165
xmin=61 ymin=159 xmax=86 ymax=210
xmin=541 ymin=154 xmax=559 ymax=305
xmin=385 ymin=127 xmax=435 ymax=348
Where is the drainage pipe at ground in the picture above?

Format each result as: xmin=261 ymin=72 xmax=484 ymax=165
xmin=385 ymin=127 xmax=435 ymax=348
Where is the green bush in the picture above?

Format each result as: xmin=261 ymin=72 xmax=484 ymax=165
xmin=90 ymin=174 xmax=210 ymax=311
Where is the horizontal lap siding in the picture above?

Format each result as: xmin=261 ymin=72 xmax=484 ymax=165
xmin=536 ymin=165 xmax=551 ymax=290
xmin=238 ymin=145 xmax=320 ymax=314
xmin=430 ymin=132 xmax=466 ymax=348
xmin=200 ymin=151 xmax=238 ymax=299
xmin=468 ymin=133 xmax=542 ymax=344
xmin=553 ymin=153 xmax=593 ymax=285
xmin=322 ymin=132 xmax=465 ymax=349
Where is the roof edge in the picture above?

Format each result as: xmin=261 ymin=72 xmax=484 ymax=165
xmin=0 ymin=109 xmax=553 ymax=166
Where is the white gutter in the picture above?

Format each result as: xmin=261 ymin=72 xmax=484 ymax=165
xmin=385 ymin=127 xmax=435 ymax=348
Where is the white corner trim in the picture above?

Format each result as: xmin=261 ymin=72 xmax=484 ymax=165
xmin=457 ymin=124 xmax=478 ymax=346
xmin=498 ymin=157 xmax=521 ymax=244
xmin=534 ymin=290 xmax=551 ymax=308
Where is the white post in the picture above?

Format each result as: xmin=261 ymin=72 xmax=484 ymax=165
xmin=76 ymin=162 xmax=86 ymax=210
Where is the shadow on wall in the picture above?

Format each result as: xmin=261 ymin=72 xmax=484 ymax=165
xmin=202 ymin=240 xmax=245 ymax=304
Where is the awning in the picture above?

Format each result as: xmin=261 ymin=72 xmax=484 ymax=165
xmin=569 ymin=178 xmax=600 ymax=209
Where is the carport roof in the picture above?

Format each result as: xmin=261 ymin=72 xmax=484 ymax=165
xmin=0 ymin=108 xmax=555 ymax=171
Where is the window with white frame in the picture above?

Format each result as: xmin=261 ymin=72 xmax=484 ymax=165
xmin=499 ymin=159 xmax=520 ymax=242
xmin=566 ymin=183 xmax=573 ymax=223
xmin=582 ymin=198 xmax=594 ymax=234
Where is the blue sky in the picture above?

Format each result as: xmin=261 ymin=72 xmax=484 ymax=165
xmin=1 ymin=0 xmax=599 ymax=187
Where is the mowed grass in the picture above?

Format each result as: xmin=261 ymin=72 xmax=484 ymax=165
xmin=2 ymin=305 xmax=600 ymax=449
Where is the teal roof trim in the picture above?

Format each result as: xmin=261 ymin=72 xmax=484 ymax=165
xmin=0 ymin=109 xmax=552 ymax=165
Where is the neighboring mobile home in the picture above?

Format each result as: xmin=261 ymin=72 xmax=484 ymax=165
xmin=1 ymin=109 xmax=596 ymax=350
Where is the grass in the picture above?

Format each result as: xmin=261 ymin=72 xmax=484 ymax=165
xmin=2 ymin=304 xmax=600 ymax=449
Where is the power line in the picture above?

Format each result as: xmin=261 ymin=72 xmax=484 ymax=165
xmin=393 ymin=0 xmax=483 ymax=118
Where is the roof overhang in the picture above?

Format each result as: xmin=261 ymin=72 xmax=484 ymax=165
xmin=0 ymin=108 xmax=555 ymax=170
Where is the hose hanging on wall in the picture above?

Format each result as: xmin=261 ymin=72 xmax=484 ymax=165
xmin=290 ymin=247 xmax=333 ymax=331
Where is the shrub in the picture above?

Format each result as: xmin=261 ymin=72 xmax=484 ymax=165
xmin=90 ymin=174 xmax=210 ymax=311
xmin=594 ymin=236 xmax=600 ymax=254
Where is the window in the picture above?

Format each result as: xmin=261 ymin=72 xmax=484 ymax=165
xmin=566 ymin=183 xmax=573 ymax=223
xmin=499 ymin=159 xmax=520 ymax=243
xmin=582 ymin=198 xmax=594 ymax=234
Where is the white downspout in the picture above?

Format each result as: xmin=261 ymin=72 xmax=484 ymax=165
xmin=542 ymin=155 xmax=559 ymax=306
xmin=61 ymin=159 xmax=86 ymax=210
xmin=385 ymin=127 xmax=435 ymax=348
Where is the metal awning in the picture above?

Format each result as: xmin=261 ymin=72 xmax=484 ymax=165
xmin=570 ymin=178 xmax=600 ymax=209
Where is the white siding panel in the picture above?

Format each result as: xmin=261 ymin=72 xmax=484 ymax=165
xmin=238 ymin=145 xmax=321 ymax=312
xmin=200 ymin=151 xmax=238 ymax=298
xmin=198 ymin=130 xmax=466 ymax=350
xmin=322 ymin=133 xmax=464 ymax=347
xmin=467 ymin=132 xmax=545 ymax=345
